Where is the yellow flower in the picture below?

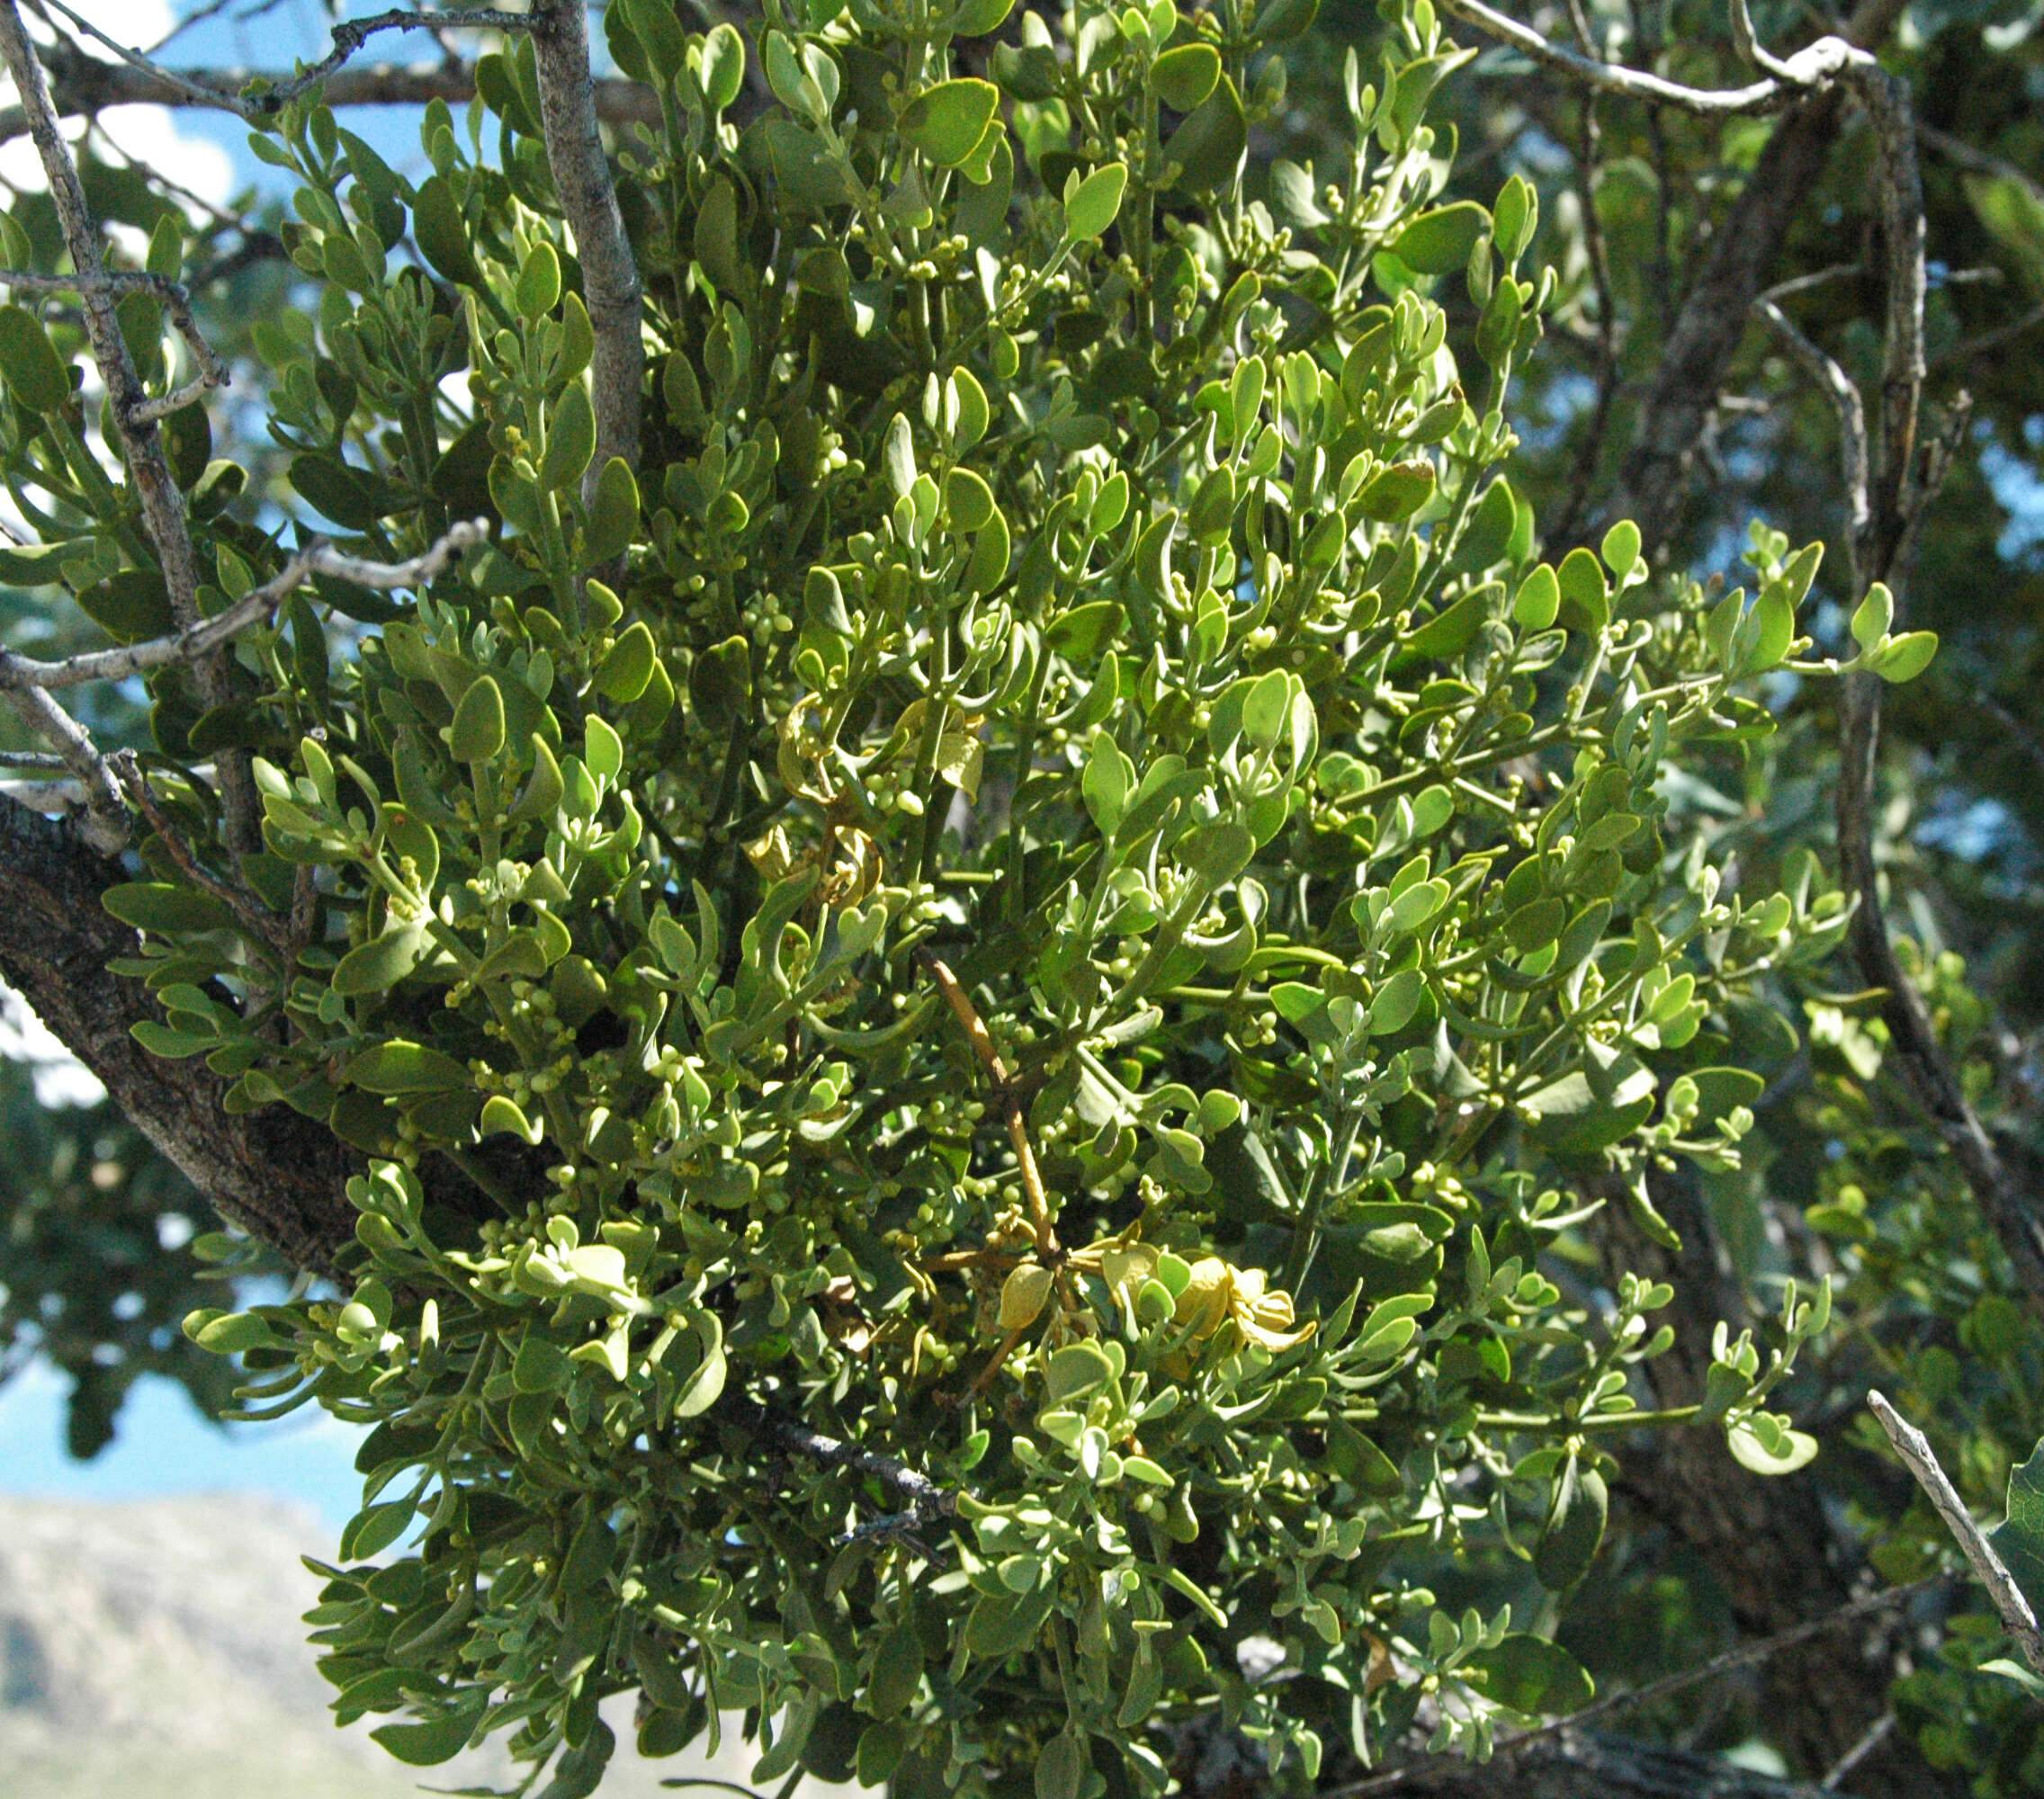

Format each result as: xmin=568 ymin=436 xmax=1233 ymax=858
xmin=1173 ymin=1258 xmax=1315 ymax=1353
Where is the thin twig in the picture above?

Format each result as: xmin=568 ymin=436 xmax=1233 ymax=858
xmin=0 ymin=267 xmax=230 ymax=419
xmin=1821 ymin=1712 xmax=1894 ymax=1789
xmin=31 ymin=0 xmax=534 ymax=120
xmin=112 ymin=750 xmax=289 ymax=956
xmin=922 ymin=953 xmax=1061 ymax=1261
xmin=1753 ymin=297 xmax=1870 ymax=593
xmin=247 ymin=6 xmax=535 ymax=115
xmin=1869 ymin=1392 xmax=2044 ymax=1673
xmin=1437 ymin=0 xmax=1870 ymax=116
xmin=1324 ymin=1574 xmax=1950 ymax=1796
xmin=0 ymin=0 xmax=256 ymax=854
xmin=0 ymin=678 xmax=123 ymax=849
xmin=0 ymin=519 xmax=487 ymax=692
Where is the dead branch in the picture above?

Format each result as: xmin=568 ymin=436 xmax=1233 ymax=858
xmin=1436 ymin=0 xmax=1870 ymax=115
xmin=0 ymin=267 xmax=229 ymax=422
xmin=1868 ymin=1392 xmax=2044 ymax=1673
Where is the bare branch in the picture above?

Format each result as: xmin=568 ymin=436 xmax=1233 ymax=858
xmin=0 ymin=56 xmax=660 ymax=148
xmin=528 ymin=0 xmax=644 ymax=485
xmin=28 ymin=0 xmax=536 ymax=121
xmin=1436 ymin=0 xmax=1871 ymax=115
xmin=1753 ymin=297 xmax=1870 ymax=591
xmin=0 ymin=0 xmax=257 ymax=853
xmin=0 ymin=676 xmax=124 ymax=849
xmin=0 ymin=267 xmax=229 ymax=420
xmin=1868 ymin=1392 xmax=2044 ymax=1673
xmin=246 ymin=5 xmax=537 ymax=115
xmin=0 ymin=517 xmax=487 ymax=694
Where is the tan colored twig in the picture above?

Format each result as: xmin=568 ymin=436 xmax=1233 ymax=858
xmin=922 ymin=953 xmax=1061 ymax=1262
xmin=1869 ymin=1392 xmax=2044 ymax=1674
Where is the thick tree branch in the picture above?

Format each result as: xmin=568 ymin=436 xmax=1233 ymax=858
xmin=1599 ymin=0 xmax=1912 ymax=550
xmin=0 ymin=796 xmax=355 ymax=1270
xmin=528 ymin=0 xmax=644 ymax=484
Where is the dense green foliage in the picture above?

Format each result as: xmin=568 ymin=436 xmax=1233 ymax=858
xmin=12 ymin=1 xmax=2044 ymax=1795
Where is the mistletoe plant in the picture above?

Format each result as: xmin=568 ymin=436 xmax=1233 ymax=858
xmin=0 ymin=0 xmax=1940 ymax=1792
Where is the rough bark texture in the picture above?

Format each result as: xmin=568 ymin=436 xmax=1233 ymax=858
xmin=0 ymin=795 xmax=354 ymax=1271
xmin=1599 ymin=0 xmax=1912 ymax=552
xmin=530 ymin=0 xmax=645 ymax=483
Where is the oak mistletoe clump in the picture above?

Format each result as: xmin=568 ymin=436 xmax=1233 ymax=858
xmin=0 ymin=2 xmax=2010 ymax=1797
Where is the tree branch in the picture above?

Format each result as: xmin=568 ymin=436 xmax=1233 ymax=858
xmin=0 ymin=0 xmax=258 ymax=855
xmin=0 ymin=794 xmax=356 ymax=1270
xmin=1599 ymin=0 xmax=1913 ymax=549
xmin=527 ymin=0 xmax=643 ymax=484
xmin=0 ymin=267 xmax=229 ymax=424
xmin=0 ymin=50 xmax=659 ymax=148
xmin=1868 ymin=1392 xmax=2044 ymax=1672
xmin=1435 ymin=0 xmax=1868 ymax=114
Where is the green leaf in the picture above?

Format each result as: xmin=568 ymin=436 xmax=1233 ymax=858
xmin=332 ymin=920 xmax=428 ymax=995
xmin=1164 ymin=75 xmax=1246 ymax=192
xmin=412 ymin=175 xmax=484 ymax=288
xmin=542 ymin=383 xmax=596 ymax=493
xmin=1152 ymin=43 xmax=1221 ymax=112
xmin=868 ymin=1624 xmax=925 ymax=1719
xmin=900 ymin=78 xmax=1000 ymax=166
xmin=132 ymin=1020 xmax=218 ymax=1059
xmin=347 ymin=1041 xmax=472 ymax=1094
xmin=371 ymin=1705 xmax=482 ymax=1768
xmin=103 ymin=881 xmax=238 ymax=935
xmin=950 ymin=0 xmax=1017 ymax=33
xmin=1534 ymin=1459 xmax=1606 ymax=1589
xmin=1180 ymin=821 xmax=1256 ymax=886
xmin=1065 ymin=162 xmax=1129 ymax=240
xmin=1514 ymin=563 xmax=1559 ymax=630
xmin=1726 ymin=1413 xmax=1818 ymax=1475
xmin=1045 ymin=1339 xmax=1116 ymax=1402
xmin=516 ymin=240 xmax=561 ymax=318
xmin=1035 ymin=1732 xmax=1086 ymax=1799
xmin=1356 ymin=459 xmax=1436 ymax=523
xmin=702 ymin=21 xmax=748 ymax=108
xmin=1466 ymin=1635 xmax=1594 ymax=1716
xmin=596 ymin=620 xmax=658 ymax=703
xmin=1874 ymin=630 xmax=1938 ymax=684
xmin=452 ymin=675 xmax=507 ymax=762
xmin=0 ymin=304 xmax=69 ymax=411
xmin=1555 ymin=547 xmax=1609 ymax=635
xmin=1600 ymin=518 xmax=1641 ymax=578
xmin=584 ymin=456 xmax=641 ymax=561
xmin=78 ymin=569 xmax=175 ymax=643
xmin=1391 ymin=201 xmax=1488 ymax=275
